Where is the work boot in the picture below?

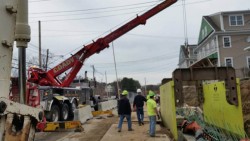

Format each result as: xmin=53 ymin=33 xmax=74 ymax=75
xmin=150 ymin=135 xmax=155 ymax=137
xmin=139 ymin=122 xmax=142 ymax=126
xmin=141 ymin=122 xmax=144 ymax=125
xmin=128 ymin=128 xmax=134 ymax=131
xmin=118 ymin=129 xmax=121 ymax=132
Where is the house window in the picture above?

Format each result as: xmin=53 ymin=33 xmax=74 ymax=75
xmin=223 ymin=36 xmax=231 ymax=48
xmin=229 ymin=15 xmax=244 ymax=26
xmin=247 ymin=57 xmax=250 ymax=68
xmin=190 ymin=61 xmax=194 ymax=65
xmin=225 ymin=57 xmax=233 ymax=67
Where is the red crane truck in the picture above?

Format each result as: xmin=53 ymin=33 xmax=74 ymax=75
xmin=26 ymin=0 xmax=177 ymax=122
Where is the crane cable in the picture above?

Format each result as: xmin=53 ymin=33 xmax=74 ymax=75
xmin=182 ymin=0 xmax=188 ymax=47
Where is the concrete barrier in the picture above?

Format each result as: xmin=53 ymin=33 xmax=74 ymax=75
xmin=75 ymin=105 xmax=93 ymax=123
xmin=98 ymin=100 xmax=117 ymax=111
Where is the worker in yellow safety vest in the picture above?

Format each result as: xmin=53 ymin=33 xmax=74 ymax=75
xmin=146 ymin=90 xmax=160 ymax=137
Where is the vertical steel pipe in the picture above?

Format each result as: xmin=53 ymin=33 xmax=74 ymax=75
xmin=15 ymin=0 xmax=30 ymax=104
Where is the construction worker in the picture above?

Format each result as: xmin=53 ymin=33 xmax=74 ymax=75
xmin=133 ymin=88 xmax=146 ymax=126
xmin=117 ymin=90 xmax=133 ymax=132
xmin=147 ymin=90 xmax=160 ymax=137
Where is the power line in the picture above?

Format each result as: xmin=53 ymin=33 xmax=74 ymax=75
xmin=30 ymin=33 xmax=196 ymax=40
xmin=93 ymin=51 xmax=179 ymax=66
xmin=29 ymin=4 xmax=155 ymax=18
xmin=45 ymin=36 xmax=249 ymax=70
xmin=29 ymin=0 xmax=211 ymax=23
xmin=29 ymin=0 xmax=210 ymax=15
xmin=29 ymin=1 xmax=160 ymax=15
xmin=29 ymin=10 xmax=145 ymax=23
xmin=30 ymin=0 xmax=52 ymax=3
xmin=29 ymin=0 xmax=211 ymax=61
xmin=28 ymin=0 xmax=210 ymax=61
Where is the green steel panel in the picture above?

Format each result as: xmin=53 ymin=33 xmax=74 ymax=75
xmin=208 ymin=52 xmax=218 ymax=59
xmin=160 ymin=81 xmax=178 ymax=140
xmin=203 ymin=79 xmax=245 ymax=138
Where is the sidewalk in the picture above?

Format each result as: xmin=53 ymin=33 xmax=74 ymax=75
xmin=101 ymin=108 xmax=172 ymax=141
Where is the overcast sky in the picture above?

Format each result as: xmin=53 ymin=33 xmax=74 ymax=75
xmin=14 ymin=0 xmax=250 ymax=85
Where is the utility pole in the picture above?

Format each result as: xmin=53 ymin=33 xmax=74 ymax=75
xmin=92 ymin=65 xmax=96 ymax=88
xmin=92 ymin=65 xmax=95 ymax=81
xmin=112 ymin=42 xmax=120 ymax=99
xmin=105 ymin=71 xmax=108 ymax=98
xmin=38 ymin=20 xmax=41 ymax=68
xmin=105 ymin=71 xmax=107 ymax=85
xmin=144 ymin=77 xmax=147 ymax=96
xmin=45 ymin=49 xmax=49 ymax=71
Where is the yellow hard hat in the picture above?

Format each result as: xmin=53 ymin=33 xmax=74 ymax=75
xmin=148 ymin=90 xmax=155 ymax=97
xmin=122 ymin=90 xmax=128 ymax=95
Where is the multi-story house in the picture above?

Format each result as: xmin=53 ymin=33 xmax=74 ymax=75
xmin=179 ymin=10 xmax=250 ymax=78
xmin=178 ymin=44 xmax=197 ymax=68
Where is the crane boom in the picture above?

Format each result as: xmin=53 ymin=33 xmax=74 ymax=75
xmin=27 ymin=0 xmax=177 ymax=87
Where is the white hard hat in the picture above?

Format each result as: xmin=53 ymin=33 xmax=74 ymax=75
xmin=137 ymin=89 xmax=142 ymax=93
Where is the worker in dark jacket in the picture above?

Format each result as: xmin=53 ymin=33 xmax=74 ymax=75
xmin=133 ymin=88 xmax=146 ymax=126
xmin=117 ymin=90 xmax=133 ymax=132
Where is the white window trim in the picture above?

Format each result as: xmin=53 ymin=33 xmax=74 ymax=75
xmin=224 ymin=57 xmax=233 ymax=67
xmin=223 ymin=36 xmax=232 ymax=48
xmin=229 ymin=14 xmax=244 ymax=26
xmin=247 ymin=56 xmax=250 ymax=68
xmin=220 ymin=15 xmax=225 ymax=31
xmin=216 ymin=35 xmax=221 ymax=66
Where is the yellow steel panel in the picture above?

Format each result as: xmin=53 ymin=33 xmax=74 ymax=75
xmin=203 ymin=79 xmax=245 ymax=137
xmin=44 ymin=122 xmax=59 ymax=131
xmin=160 ymin=81 xmax=178 ymax=140
xmin=92 ymin=110 xmax=113 ymax=117
xmin=64 ymin=121 xmax=82 ymax=129
xmin=44 ymin=121 xmax=83 ymax=131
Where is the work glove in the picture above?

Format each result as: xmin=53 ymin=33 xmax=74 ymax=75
xmin=157 ymin=115 xmax=161 ymax=120
xmin=133 ymin=106 xmax=136 ymax=112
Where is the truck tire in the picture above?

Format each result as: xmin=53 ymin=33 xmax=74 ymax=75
xmin=94 ymin=104 xmax=98 ymax=111
xmin=50 ymin=105 xmax=60 ymax=122
xmin=71 ymin=100 xmax=77 ymax=112
xmin=68 ymin=100 xmax=77 ymax=121
xmin=61 ymin=103 xmax=69 ymax=121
